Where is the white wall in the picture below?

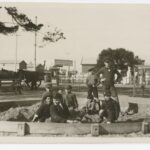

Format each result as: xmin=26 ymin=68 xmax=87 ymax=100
xmin=0 ymin=64 xmax=19 ymax=71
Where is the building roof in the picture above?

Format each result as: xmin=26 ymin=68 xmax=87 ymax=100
xmin=0 ymin=60 xmax=22 ymax=64
xmin=81 ymin=57 xmax=97 ymax=65
xmin=20 ymin=60 xmax=27 ymax=64
xmin=27 ymin=63 xmax=34 ymax=68
xmin=82 ymin=64 xmax=95 ymax=66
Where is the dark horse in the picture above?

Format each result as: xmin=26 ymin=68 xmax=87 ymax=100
xmin=18 ymin=70 xmax=44 ymax=90
xmin=0 ymin=69 xmax=20 ymax=80
xmin=0 ymin=69 xmax=23 ymax=93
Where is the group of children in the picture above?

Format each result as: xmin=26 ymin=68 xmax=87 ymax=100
xmin=32 ymin=83 xmax=119 ymax=124
xmin=83 ymin=91 xmax=119 ymax=124
xmin=32 ymin=84 xmax=79 ymax=123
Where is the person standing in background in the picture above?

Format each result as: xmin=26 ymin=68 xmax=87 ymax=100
xmin=96 ymin=58 xmax=121 ymax=119
xmin=86 ymin=68 xmax=99 ymax=99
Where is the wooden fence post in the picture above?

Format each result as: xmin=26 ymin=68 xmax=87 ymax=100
xmin=141 ymin=121 xmax=149 ymax=134
xmin=17 ymin=123 xmax=26 ymax=136
xmin=91 ymin=124 xmax=99 ymax=136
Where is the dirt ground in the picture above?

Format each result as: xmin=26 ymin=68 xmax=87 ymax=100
xmin=0 ymin=90 xmax=150 ymax=120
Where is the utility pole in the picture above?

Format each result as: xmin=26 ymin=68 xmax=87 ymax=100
xmin=15 ymin=34 xmax=20 ymax=72
xmin=34 ymin=16 xmax=37 ymax=71
xmin=74 ymin=60 xmax=76 ymax=71
xmin=132 ymin=66 xmax=136 ymax=97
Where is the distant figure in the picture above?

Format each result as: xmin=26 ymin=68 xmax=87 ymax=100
xmin=86 ymin=68 xmax=99 ymax=99
xmin=42 ymin=83 xmax=53 ymax=103
xmin=141 ymin=81 xmax=146 ymax=97
xmin=32 ymin=96 xmax=52 ymax=122
xmin=12 ymin=79 xmax=22 ymax=95
xmin=50 ymin=93 xmax=69 ymax=123
xmin=63 ymin=85 xmax=79 ymax=119
xmin=44 ymin=72 xmax=52 ymax=90
xmin=44 ymin=72 xmax=51 ymax=82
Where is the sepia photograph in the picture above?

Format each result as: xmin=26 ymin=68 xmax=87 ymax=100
xmin=0 ymin=1 xmax=150 ymax=143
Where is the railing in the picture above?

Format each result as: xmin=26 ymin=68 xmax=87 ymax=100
xmin=59 ymin=76 xmax=87 ymax=84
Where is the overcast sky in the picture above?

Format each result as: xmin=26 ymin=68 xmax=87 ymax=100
xmin=0 ymin=3 xmax=150 ymax=71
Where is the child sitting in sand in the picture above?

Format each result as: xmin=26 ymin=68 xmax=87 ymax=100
xmin=86 ymin=95 xmax=100 ymax=115
xmin=99 ymin=92 xmax=117 ymax=124
xmin=81 ymin=95 xmax=101 ymax=123
xmin=32 ymin=95 xmax=53 ymax=122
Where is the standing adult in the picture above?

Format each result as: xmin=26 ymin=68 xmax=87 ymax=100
xmin=86 ymin=68 xmax=99 ymax=99
xmin=96 ymin=59 xmax=121 ymax=119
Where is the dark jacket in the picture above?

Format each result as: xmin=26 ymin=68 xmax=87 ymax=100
xmin=64 ymin=93 xmax=78 ymax=109
xmin=36 ymin=103 xmax=51 ymax=122
xmin=86 ymin=74 xmax=99 ymax=86
xmin=86 ymin=99 xmax=100 ymax=115
xmin=50 ymin=103 xmax=69 ymax=123
xmin=101 ymin=98 xmax=116 ymax=122
xmin=96 ymin=66 xmax=121 ymax=85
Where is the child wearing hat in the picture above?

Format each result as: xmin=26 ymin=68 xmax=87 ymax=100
xmin=81 ymin=95 xmax=101 ymax=123
xmin=32 ymin=95 xmax=53 ymax=122
xmin=42 ymin=83 xmax=53 ymax=103
xmin=63 ymin=85 xmax=79 ymax=119
xmin=86 ymin=95 xmax=100 ymax=115
xmin=50 ymin=93 xmax=70 ymax=123
xmin=32 ymin=83 xmax=53 ymax=122
xmin=99 ymin=91 xmax=117 ymax=124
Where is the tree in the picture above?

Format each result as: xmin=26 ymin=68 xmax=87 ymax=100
xmin=5 ymin=7 xmax=43 ymax=32
xmin=0 ymin=22 xmax=18 ymax=35
xmin=43 ymin=28 xmax=66 ymax=43
xmin=0 ymin=6 xmax=66 ymax=42
xmin=96 ymin=48 xmax=145 ymax=97
xmin=96 ymin=48 xmax=144 ymax=74
xmin=0 ymin=6 xmax=66 ymax=74
xmin=0 ymin=7 xmax=19 ymax=34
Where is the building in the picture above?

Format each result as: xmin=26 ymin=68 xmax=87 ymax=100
xmin=121 ymin=65 xmax=150 ymax=85
xmin=136 ymin=65 xmax=150 ymax=85
xmin=54 ymin=59 xmax=74 ymax=76
xmin=0 ymin=60 xmax=25 ymax=71
xmin=36 ymin=64 xmax=45 ymax=72
xmin=19 ymin=60 xmax=27 ymax=70
xmin=81 ymin=58 xmax=96 ymax=74
xmin=27 ymin=62 xmax=35 ymax=71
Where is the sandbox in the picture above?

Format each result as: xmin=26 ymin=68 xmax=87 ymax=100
xmin=0 ymin=91 xmax=150 ymax=137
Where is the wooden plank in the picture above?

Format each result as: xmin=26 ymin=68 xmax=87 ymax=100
xmin=28 ymin=122 xmax=91 ymax=136
xmin=99 ymin=122 xmax=142 ymax=135
xmin=0 ymin=121 xmax=144 ymax=136
xmin=0 ymin=121 xmax=18 ymax=133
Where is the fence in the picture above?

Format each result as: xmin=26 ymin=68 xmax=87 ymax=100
xmin=59 ymin=76 xmax=87 ymax=85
